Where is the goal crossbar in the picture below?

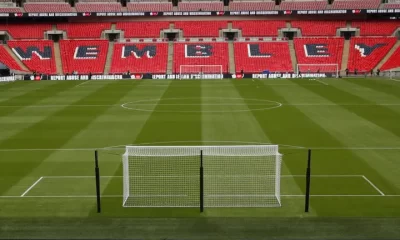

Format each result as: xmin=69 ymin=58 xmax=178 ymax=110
xmin=296 ymin=64 xmax=339 ymax=78
xmin=122 ymin=145 xmax=282 ymax=209
xmin=179 ymin=65 xmax=223 ymax=79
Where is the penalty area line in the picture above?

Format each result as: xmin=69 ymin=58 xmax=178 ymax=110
xmin=20 ymin=177 xmax=43 ymax=197
xmin=315 ymin=79 xmax=329 ymax=86
xmin=362 ymin=175 xmax=385 ymax=196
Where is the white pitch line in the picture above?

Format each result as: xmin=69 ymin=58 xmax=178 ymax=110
xmin=362 ymin=175 xmax=385 ymax=196
xmin=315 ymin=79 xmax=329 ymax=86
xmin=75 ymin=80 xmax=91 ymax=87
xmin=20 ymin=177 xmax=43 ymax=197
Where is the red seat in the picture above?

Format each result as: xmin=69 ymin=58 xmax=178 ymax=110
xmin=60 ymin=39 xmax=108 ymax=74
xmin=0 ymin=7 xmax=22 ymax=12
xmin=280 ymin=0 xmax=327 ymax=10
xmin=294 ymin=37 xmax=344 ymax=73
xmin=0 ymin=24 xmax=52 ymax=39
xmin=173 ymin=42 xmax=228 ymax=73
xmin=381 ymin=46 xmax=400 ymax=71
xmin=0 ymin=45 xmax=26 ymax=72
xmin=24 ymin=3 xmax=73 ymax=12
xmin=178 ymin=2 xmax=223 ymax=11
xmin=232 ymin=20 xmax=286 ymax=37
xmin=382 ymin=3 xmax=400 ymax=8
xmin=229 ymin=2 xmax=275 ymax=11
xmin=351 ymin=21 xmax=399 ymax=36
xmin=127 ymin=2 xmax=173 ymax=11
xmin=234 ymin=41 xmax=293 ymax=73
xmin=331 ymin=0 xmax=380 ymax=9
xmin=348 ymin=37 xmax=397 ymax=72
xmin=7 ymin=40 xmax=56 ymax=74
xmin=174 ymin=21 xmax=228 ymax=37
xmin=110 ymin=43 xmax=168 ymax=74
xmin=116 ymin=22 xmax=169 ymax=38
xmin=291 ymin=21 xmax=346 ymax=36
xmin=57 ymin=23 xmax=111 ymax=38
xmin=75 ymin=3 xmax=122 ymax=12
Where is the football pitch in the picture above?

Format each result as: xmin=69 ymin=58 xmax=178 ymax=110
xmin=0 ymin=78 xmax=400 ymax=239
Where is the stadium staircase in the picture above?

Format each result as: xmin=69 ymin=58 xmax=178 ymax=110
xmin=228 ymin=41 xmax=236 ymax=74
xmin=53 ymin=42 xmax=63 ymax=74
xmin=167 ymin=42 xmax=174 ymax=74
xmin=104 ymin=41 xmax=115 ymax=74
xmin=375 ymin=40 xmax=400 ymax=70
xmin=341 ymin=39 xmax=350 ymax=71
xmin=288 ymin=40 xmax=297 ymax=72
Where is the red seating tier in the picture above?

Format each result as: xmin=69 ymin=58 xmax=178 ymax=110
xmin=173 ymin=42 xmax=228 ymax=73
xmin=382 ymin=3 xmax=400 ymax=8
xmin=24 ymin=3 xmax=73 ymax=12
xmin=116 ymin=22 xmax=169 ymax=38
xmin=380 ymin=45 xmax=400 ymax=70
xmin=110 ymin=43 xmax=168 ymax=74
xmin=331 ymin=0 xmax=380 ymax=9
xmin=174 ymin=21 xmax=227 ymax=37
xmin=75 ymin=3 xmax=122 ymax=12
xmin=0 ymin=24 xmax=52 ymax=39
xmin=234 ymin=41 xmax=293 ymax=73
xmin=60 ymin=40 xmax=108 ymax=74
xmin=7 ymin=40 xmax=56 ymax=74
xmin=351 ymin=21 xmax=399 ymax=36
xmin=127 ymin=3 xmax=173 ymax=11
xmin=229 ymin=2 xmax=275 ymax=11
xmin=0 ymin=7 xmax=22 ymax=12
xmin=57 ymin=23 xmax=111 ymax=38
xmin=291 ymin=21 xmax=346 ymax=36
xmin=232 ymin=20 xmax=286 ymax=37
xmin=348 ymin=37 xmax=397 ymax=72
xmin=280 ymin=1 xmax=326 ymax=10
xmin=294 ymin=37 xmax=344 ymax=73
xmin=178 ymin=2 xmax=223 ymax=11
xmin=0 ymin=45 xmax=26 ymax=72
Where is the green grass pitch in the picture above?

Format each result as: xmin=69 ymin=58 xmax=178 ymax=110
xmin=0 ymin=78 xmax=400 ymax=239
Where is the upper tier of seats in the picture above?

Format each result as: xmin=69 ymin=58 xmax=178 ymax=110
xmin=351 ymin=21 xmax=399 ymax=36
xmin=177 ymin=1 xmax=224 ymax=11
xmin=116 ymin=22 xmax=169 ymax=38
xmin=57 ymin=23 xmax=111 ymax=38
xmin=234 ymin=41 xmax=293 ymax=73
xmin=291 ymin=21 xmax=346 ymax=36
xmin=60 ymin=39 xmax=109 ymax=74
xmin=7 ymin=40 xmax=57 ymax=74
xmin=229 ymin=1 xmax=275 ymax=11
xmin=347 ymin=37 xmax=397 ymax=72
xmin=75 ymin=3 xmax=122 ymax=12
xmin=174 ymin=21 xmax=228 ymax=37
xmin=380 ymin=46 xmax=400 ymax=70
xmin=294 ymin=37 xmax=344 ymax=72
xmin=330 ymin=0 xmax=380 ymax=9
xmin=232 ymin=20 xmax=286 ymax=37
xmin=280 ymin=0 xmax=327 ymax=10
xmin=127 ymin=2 xmax=173 ymax=11
xmin=0 ymin=24 xmax=52 ymax=39
xmin=24 ymin=3 xmax=73 ymax=12
xmin=110 ymin=43 xmax=168 ymax=74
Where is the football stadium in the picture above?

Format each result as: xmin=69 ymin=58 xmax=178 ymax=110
xmin=0 ymin=0 xmax=400 ymax=239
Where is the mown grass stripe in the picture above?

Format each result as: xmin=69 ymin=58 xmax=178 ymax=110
xmin=0 ymin=81 xmax=142 ymax=196
xmin=344 ymin=78 xmax=400 ymax=101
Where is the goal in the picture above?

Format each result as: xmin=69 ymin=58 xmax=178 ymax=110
xmin=122 ymin=145 xmax=282 ymax=208
xmin=179 ymin=65 xmax=223 ymax=79
xmin=296 ymin=64 xmax=339 ymax=78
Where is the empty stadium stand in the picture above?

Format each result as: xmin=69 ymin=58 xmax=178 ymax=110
xmin=116 ymin=22 xmax=169 ymax=38
xmin=229 ymin=1 xmax=275 ymax=11
xmin=382 ymin=3 xmax=400 ymax=8
xmin=330 ymin=0 xmax=380 ymax=9
xmin=7 ymin=40 xmax=56 ymax=74
xmin=60 ymin=39 xmax=109 ymax=74
xmin=0 ymin=24 xmax=52 ymax=39
xmin=57 ymin=23 xmax=111 ymax=39
xmin=291 ymin=21 xmax=346 ymax=36
xmin=174 ymin=21 xmax=227 ymax=37
xmin=127 ymin=2 xmax=173 ymax=12
xmin=232 ymin=21 xmax=286 ymax=37
xmin=234 ymin=41 xmax=293 ymax=73
xmin=24 ymin=3 xmax=73 ymax=12
xmin=75 ymin=3 xmax=122 ymax=12
xmin=110 ymin=43 xmax=168 ymax=74
xmin=294 ymin=37 xmax=344 ymax=72
xmin=280 ymin=0 xmax=327 ymax=10
xmin=0 ymin=45 xmax=26 ymax=72
xmin=380 ymin=46 xmax=400 ymax=70
xmin=347 ymin=37 xmax=397 ymax=72
xmin=178 ymin=1 xmax=223 ymax=11
xmin=351 ymin=21 xmax=399 ymax=36
xmin=173 ymin=42 xmax=228 ymax=73
xmin=0 ymin=7 xmax=22 ymax=12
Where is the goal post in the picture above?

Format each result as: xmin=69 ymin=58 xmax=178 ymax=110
xmin=122 ymin=145 xmax=282 ymax=208
xmin=296 ymin=64 xmax=339 ymax=78
xmin=179 ymin=65 xmax=223 ymax=79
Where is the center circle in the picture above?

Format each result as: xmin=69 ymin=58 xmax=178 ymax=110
xmin=121 ymin=98 xmax=282 ymax=113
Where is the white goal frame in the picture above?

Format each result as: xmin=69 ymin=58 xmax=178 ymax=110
xmin=179 ymin=65 xmax=223 ymax=79
xmin=296 ymin=64 xmax=339 ymax=78
xmin=122 ymin=145 xmax=282 ymax=208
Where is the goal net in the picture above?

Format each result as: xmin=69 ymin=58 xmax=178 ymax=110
xmin=179 ymin=65 xmax=223 ymax=79
xmin=122 ymin=145 xmax=282 ymax=208
xmin=296 ymin=64 xmax=339 ymax=78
